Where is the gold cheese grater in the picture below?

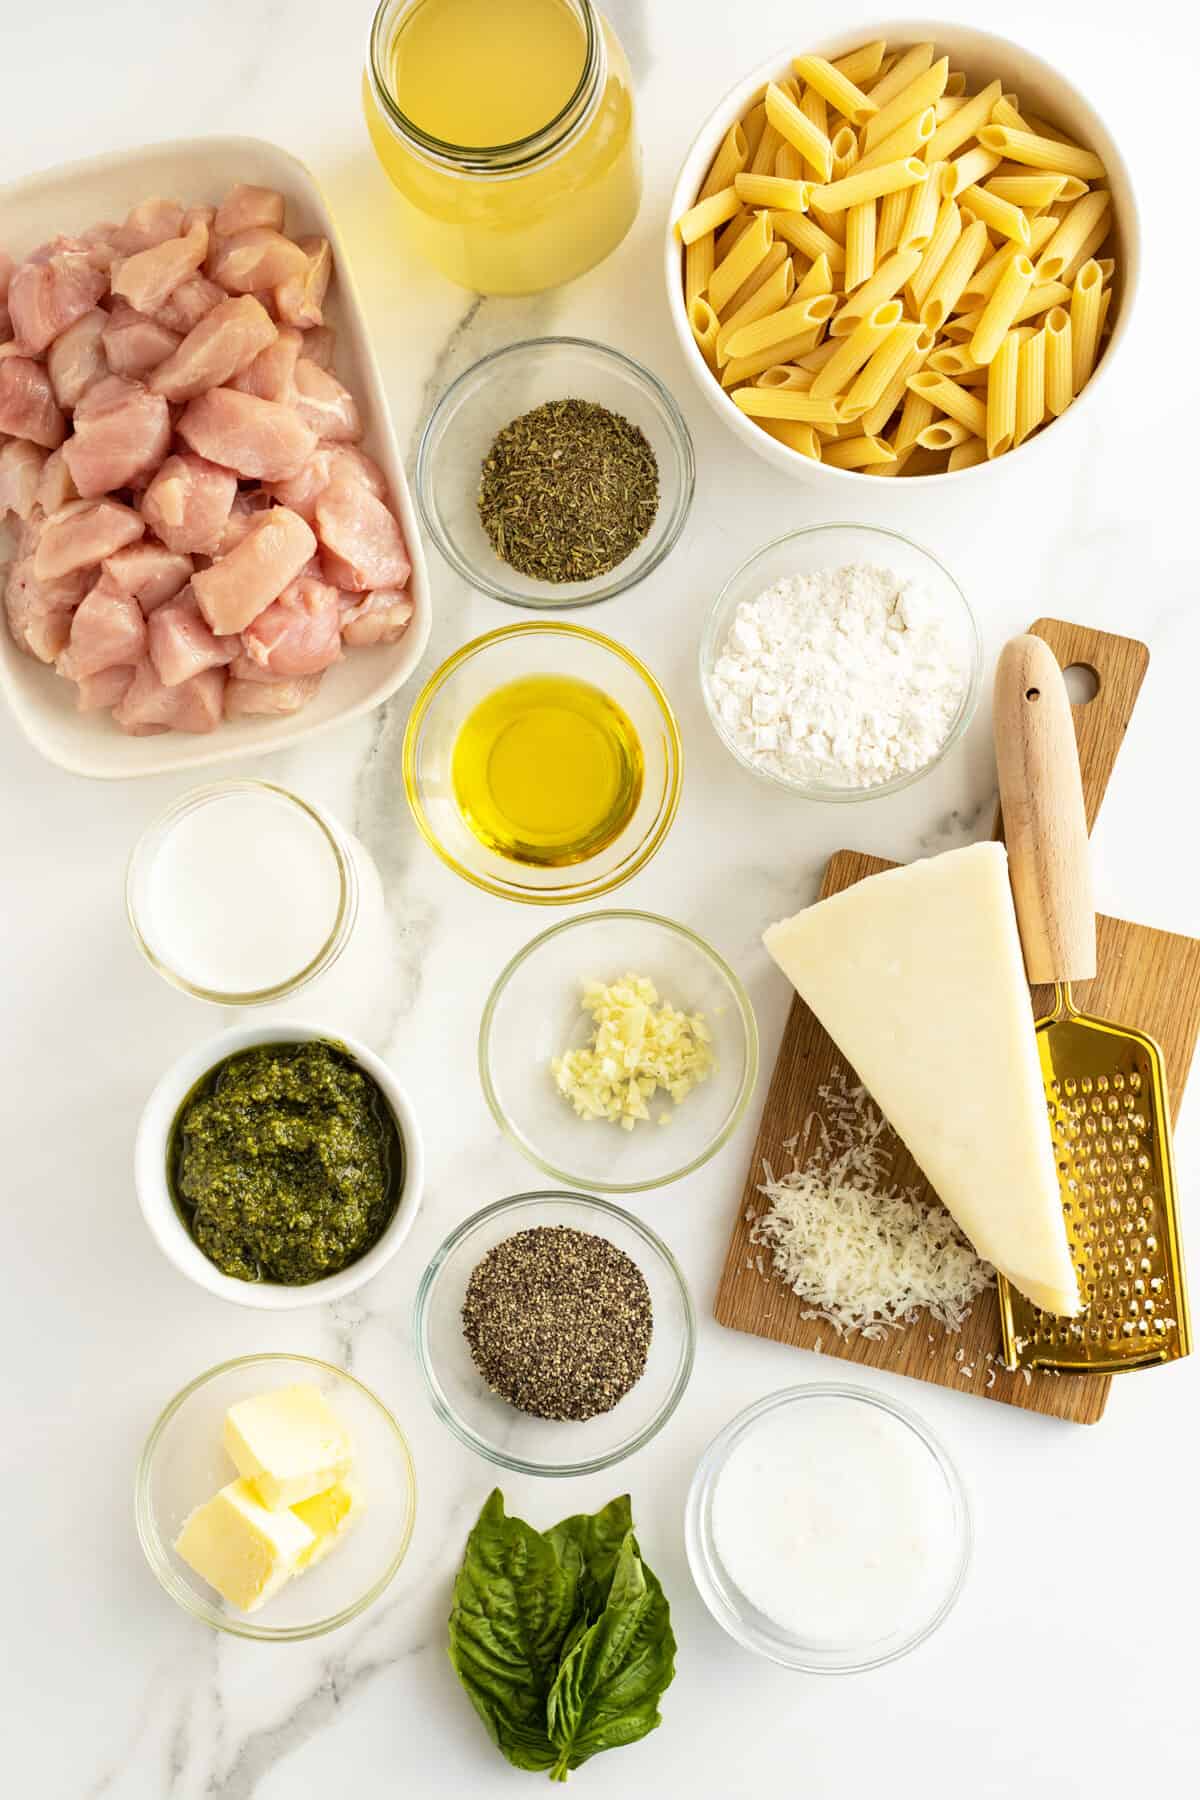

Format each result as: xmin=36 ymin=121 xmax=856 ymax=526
xmin=993 ymin=635 xmax=1191 ymax=1375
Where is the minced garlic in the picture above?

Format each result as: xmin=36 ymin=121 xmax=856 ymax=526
xmin=550 ymin=974 xmax=714 ymax=1130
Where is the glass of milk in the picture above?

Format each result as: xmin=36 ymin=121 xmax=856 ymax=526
xmin=126 ymin=780 xmax=389 ymax=1026
xmin=685 ymin=1384 xmax=971 ymax=1673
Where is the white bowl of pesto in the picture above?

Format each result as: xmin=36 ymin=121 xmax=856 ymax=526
xmin=135 ymin=1021 xmax=423 ymax=1310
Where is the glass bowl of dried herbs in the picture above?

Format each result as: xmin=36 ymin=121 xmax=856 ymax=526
xmin=414 ymin=1191 xmax=696 ymax=1476
xmin=415 ymin=337 xmax=695 ymax=607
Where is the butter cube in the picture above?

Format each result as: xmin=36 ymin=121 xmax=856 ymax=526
xmin=175 ymin=1478 xmax=315 ymax=1613
xmin=292 ymin=1475 xmax=366 ymax=1571
xmin=223 ymin=1385 xmax=353 ymax=1510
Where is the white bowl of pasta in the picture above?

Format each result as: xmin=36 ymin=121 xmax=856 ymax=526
xmin=665 ymin=21 xmax=1137 ymax=483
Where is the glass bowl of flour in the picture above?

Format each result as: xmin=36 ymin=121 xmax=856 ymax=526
xmin=700 ymin=524 xmax=981 ymax=801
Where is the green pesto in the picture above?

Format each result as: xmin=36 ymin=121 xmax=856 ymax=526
xmin=169 ymin=1040 xmax=403 ymax=1285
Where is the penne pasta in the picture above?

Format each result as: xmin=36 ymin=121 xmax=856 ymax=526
xmin=986 ymin=328 xmax=1021 ymax=456
xmin=1034 ymin=188 xmax=1112 ymax=283
xmin=970 ymin=253 xmax=1035 ymax=363
xmin=976 ymin=124 xmax=1106 ymax=182
xmin=685 ymin=233 xmax=715 ymax=306
xmin=834 ymin=39 xmax=888 ymax=86
xmin=909 ymin=198 xmax=962 ymax=307
xmin=677 ymin=186 xmax=741 ymax=244
xmin=721 ymin=241 xmax=789 ymax=319
xmin=860 ymin=336 xmax=932 ymax=435
xmin=946 ymin=146 xmax=1003 ymax=197
xmin=755 ymin=364 xmax=815 ymax=389
xmin=960 ymin=184 xmax=1032 ymax=247
xmin=948 ymin=437 xmax=988 ymax=469
xmin=735 ymin=172 xmax=811 ymax=212
xmin=867 ymin=42 xmax=934 ymax=108
xmin=934 ymin=94 xmax=967 ymax=121
xmin=821 ymin=434 xmax=897 ymax=468
xmin=810 ymin=156 xmax=927 ymax=212
xmin=876 ymin=187 xmax=909 ymax=259
xmin=944 ymin=70 xmax=968 ymax=96
xmin=894 ymin=386 xmax=935 ymax=453
xmin=853 ymin=105 xmax=936 ymax=173
xmin=862 ymin=57 xmax=948 ymax=151
xmin=919 ymin=218 xmax=989 ymax=328
xmin=830 ymin=125 xmax=859 ymax=181
xmin=810 ymin=299 xmax=905 ymax=396
xmin=792 ymin=55 xmax=879 ymax=126
xmin=731 ymin=386 xmax=844 ymax=424
xmin=985 ymin=172 xmax=1068 ymax=210
xmin=990 ymin=95 xmax=1035 ymax=133
xmin=922 ymin=78 xmax=1003 ymax=162
xmin=765 ymin=81 xmax=834 ymax=180
xmin=899 ymin=162 xmax=946 ymax=251
xmin=950 ymin=280 xmax=1070 ymax=338
xmin=1014 ymin=326 xmax=1046 ymax=444
xmin=723 ymin=292 xmax=838 ymax=359
xmin=756 ymin=416 xmax=823 ymax=458
xmin=845 ymin=201 xmax=877 ymax=290
xmin=960 ymin=241 xmax=1022 ymax=305
xmin=715 ymin=210 xmax=753 ymax=260
xmin=927 ymin=343 xmax=980 ymax=375
xmin=1062 ymin=219 xmax=1113 ymax=286
xmin=770 ymin=209 xmax=846 ymax=270
xmin=799 ymin=84 xmax=828 ymax=137
xmin=708 ymin=209 xmax=774 ymax=313
xmin=750 ymin=121 xmax=785 ymax=176
xmin=688 ymin=296 xmax=721 ymax=365
xmin=841 ymin=320 xmax=927 ymax=415
xmin=796 ymin=251 xmax=833 ymax=297
xmin=918 ymin=417 xmax=974 ymax=449
xmin=831 ymin=245 xmax=922 ymax=333
xmin=1044 ymin=305 xmax=1073 ymax=413
xmin=716 ymin=258 xmax=795 ymax=362
xmin=906 ymin=369 xmax=988 ymax=436
xmin=720 ymin=331 xmax=822 ymax=387
xmin=775 ymin=141 xmax=803 ymax=180
xmin=700 ymin=124 xmax=751 ymax=201
xmin=1070 ymin=258 xmax=1104 ymax=393
xmin=742 ymin=100 xmax=768 ymax=163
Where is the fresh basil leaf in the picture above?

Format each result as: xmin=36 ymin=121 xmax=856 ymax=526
xmin=448 ymin=1490 xmax=582 ymax=1774
xmin=545 ymin=1532 xmax=677 ymax=1780
xmin=545 ymin=1494 xmax=633 ymax=1619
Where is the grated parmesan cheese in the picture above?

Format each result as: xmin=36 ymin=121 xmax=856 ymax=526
xmin=751 ymin=1070 xmax=993 ymax=1339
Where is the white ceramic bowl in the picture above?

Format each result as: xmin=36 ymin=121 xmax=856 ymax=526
xmin=0 ymin=136 xmax=431 ymax=777
xmin=665 ymin=20 xmax=1139 ymax=487
xmin=135 ymin=1020 xmax=423 ymax=1310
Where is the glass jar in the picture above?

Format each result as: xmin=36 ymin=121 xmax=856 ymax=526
xmin=363 ymin=0 xmax=641 ymax=295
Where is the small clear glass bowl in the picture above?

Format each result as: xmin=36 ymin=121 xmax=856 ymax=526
xmin=700 ymin=523 xmax=982 ymax=803
xmin=415 ymin=336 xmax=695 ymax=607
xmin=402 ymin=622 xmax=683 ymax=905
xmin=414 ymin=1191 xmax=696 ymax=1476
xmin=685 ymin=1385 xmax=972 ymax=1674
xmin=480 ymin=911 xmax=758 ymax=1193
xmin=135 ymin=1354 xmax=416 ymax=1640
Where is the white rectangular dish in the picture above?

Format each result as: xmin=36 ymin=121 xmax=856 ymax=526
xmin=0 ymin=135 xmax=431 ymax=779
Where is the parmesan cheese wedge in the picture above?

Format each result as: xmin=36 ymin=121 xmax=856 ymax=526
xmin=763 ymin=842 xmax=1080 ymax=1316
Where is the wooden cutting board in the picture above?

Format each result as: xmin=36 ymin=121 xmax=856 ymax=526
xmin=714 ymin=619 xmax=1200 ymax=1424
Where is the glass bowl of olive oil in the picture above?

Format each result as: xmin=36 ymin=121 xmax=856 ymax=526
xmin=402 ymin=622 xmax=683 ymax=904
xmin=415 ymin=337 xmax=695 ymax=606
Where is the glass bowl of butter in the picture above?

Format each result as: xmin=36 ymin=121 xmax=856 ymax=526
xmin=135 ymin=1355 xmax=416 ymax=1640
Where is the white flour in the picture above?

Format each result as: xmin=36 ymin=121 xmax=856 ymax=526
xmin=708 ymin=562 xmax=970 ymax=788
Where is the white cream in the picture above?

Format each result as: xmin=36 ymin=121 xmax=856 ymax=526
xmin=711 ymin=1395 xmax=958 ymax=1648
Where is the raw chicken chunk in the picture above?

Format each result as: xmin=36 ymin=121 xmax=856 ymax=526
xmin=274 ymin=237 xmax=331 ymax=330
xmin=152 ymin=275 xmax=224 ymax=334
xmin=230 ymin=324 xmax=302 ymax=403
xmin=214 ymin=488 xmax=272 ymax=554
xmin=7 ymin=251 xmax=107 ymax=355
xmin=268 ymin=444 xmax=389 ymax=522
xmin=315 ymin=479 xmax=409 ymax=591
xmin=149 ymin=295 xmax=276 ymax=402
xmin=225 ymin=672 xmax=322 ymax=717
xmin=114 ymin=199 xmax=184 ymax=254
xmin=113 ymin=658 xmax=224 ymax=733
xmin=183 ymin=205 xmax=216 ymax=236
xmin=62 ymin=375 xmax=171 ymax=496
xmin=178 ymin=387 xmax=316 ymax=480
xmin=56 ymin=573 xmax=147 ymax=678
xmin=0 ymin=438 xmax=48 ymax=519
xmin=76 ymin=664 xmax=135 ymax=711
xmin=292 ymin=359 xmax=361 ymax=441
xmin=35 ymin=446 xmax=78 ymax=513
xmin=142 ymin=453 xmax=237 ymax=556
xmin=210 ymin=228 xmax=308 ymax=295
xmin=102 ymin=302 xmax=181 ymax=378
xmin=46 ymin=308 xmax=107 ymax=409
xmin=303 ymin=325 xmax=335 ymax=370
xmin=191 ymin=505 xmax=316 ymax=634
xmin=103 ymin=542 xmax=193 ymax=611
xmin=339 ymin=587 xmax=414 ymax=647
xmin=214 ymin=185 xmax=285 ymax=237
xmin=0 ymin=356 xmax=66 ymax=447
xmin=241 ymin=574 xmax=342 ymax=676
xmin=111 ymin=215 xmax=208 ymax=316
xmin=148 ymin=593 xmax=238 ymax=685
xmin=33 ymin=497 xmax=144 ymax=579
xmin=3 ymin=556 xmax=87 ymax=660
xmin=0 ymin=250 xmax=13 ymax=301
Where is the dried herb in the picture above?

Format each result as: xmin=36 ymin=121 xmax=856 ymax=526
xmin=478 ymin=398 xmax=659 ymax=583
xmin=461 ymin=1226 xmax=652 ymax=1420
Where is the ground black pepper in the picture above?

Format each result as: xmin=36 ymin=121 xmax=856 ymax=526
xmin=461 ymin=1226 xmax=653 ymax=1421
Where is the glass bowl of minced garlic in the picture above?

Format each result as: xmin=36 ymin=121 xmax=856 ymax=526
xmin=479 ymin=910 xmax=759 ymax=1193
xmin=136 ymin=1355 xmax=416 ymax=1639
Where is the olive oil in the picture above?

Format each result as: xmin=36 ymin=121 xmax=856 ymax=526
xmin=452 ymin=675 xmax=643 ymax=867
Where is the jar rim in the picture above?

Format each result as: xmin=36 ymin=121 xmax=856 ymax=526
xmin=366 ymin=0 xmax=602 ymax=174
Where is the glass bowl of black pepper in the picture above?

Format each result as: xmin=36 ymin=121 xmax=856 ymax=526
xmin=415 ymin=337 xmax=695 ymax=607
xmin=414 ymin=1191 xmax=696 ymax=1476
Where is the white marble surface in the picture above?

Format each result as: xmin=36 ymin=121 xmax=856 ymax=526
xmin=3 ymin=2 xmax=1198 ymax=1795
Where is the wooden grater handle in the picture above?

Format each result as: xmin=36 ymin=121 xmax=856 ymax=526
xmin=994 ymin=633 xmax=1097 ymax=984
